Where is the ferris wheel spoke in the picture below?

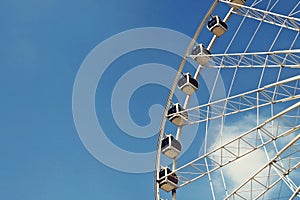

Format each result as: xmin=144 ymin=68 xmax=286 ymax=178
xmin=225 ymin=133 xmax=300 ymax=200
xmin=289 ymin=186 xmax=300 ymax=200
xmin=180 ymin=75 xmax=300 ymax=125
xmin=176 ymin=126 xmax=300 ymax=189
xmin=189 ymin=49 xmax=300 ymax=68
xmin=159 ymin=102 xmax=300 ymax=188
xmin=220 ymin=0 xmax=300 ymax=31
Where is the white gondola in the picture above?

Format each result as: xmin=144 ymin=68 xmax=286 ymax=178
xmin=178 ymin=73 xmax=199 ymax=95
xmin=161 ymin=134 xmax=182 ymax=159
xmin=227 ymin=0 xmax=246 ymax=9
xmin=191 ymin=43 xmax=211 ymax=66
xmin=207 ymin=16 xmax=228 ymax=37
xmin=158 ymin=167 xmax=178 ymax=192
xmin=167 ymin=103 xmax=188 ymax=126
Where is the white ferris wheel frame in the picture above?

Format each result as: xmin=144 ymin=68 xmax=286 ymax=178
xmin=155 ymin=0 xmax=300 ymax=199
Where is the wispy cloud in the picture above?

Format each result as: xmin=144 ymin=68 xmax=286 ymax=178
xmin=206 ymin=109 xmax=300 ymax=199
xmin=208 ymin=114 xmax=271 ymax=198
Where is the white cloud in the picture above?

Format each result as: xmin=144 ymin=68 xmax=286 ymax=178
xmin=208 ymin=114 xmax=272 ymax=198
xmin=199 ymin=107 xmax=299 ymax=199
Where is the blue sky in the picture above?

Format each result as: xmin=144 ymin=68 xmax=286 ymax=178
xmin=1 ymin=0 xmax=299 ymax=200
xmin=0 ymin=0 xmax=214 ymax=199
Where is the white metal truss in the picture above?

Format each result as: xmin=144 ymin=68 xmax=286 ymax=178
xmin=167 ymin=75 xmax=300 ymax=125
xmin=290 ymin=186 xmax=300 ymax=200
xmin=189 ymin=49 xmax=300 ymax=68
xmin=159 ymin=101 xmax=300 ymax=188
xmin=225 ymin=133 xmax=300 ymax=200
xmin=220 ymin=0 xmax=300 ymax=32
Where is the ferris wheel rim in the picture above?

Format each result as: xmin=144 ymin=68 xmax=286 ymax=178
xmin=154 ymin=1 xmax=220 ymax=199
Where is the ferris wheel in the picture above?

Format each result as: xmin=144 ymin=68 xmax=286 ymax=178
xmin=155 ymin=0 xmax=300 ymax=199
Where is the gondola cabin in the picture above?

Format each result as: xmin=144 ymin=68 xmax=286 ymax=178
xmin=178 ymin=73 xmax=199 ymax=95
xmin=207 ymin=16 xmax=228 ymax=37
xmin=227 ymin=0 xmax=246 ymax=9
xmin=161 ymin=134 xmax=182 ymax=159
xmin=167 ymin=103 xmax=188 ymax=126
xmin=191 ymin=43 xmax=212 ymax=66
xmin=158 ymin=167 xmax=178 ymax=192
